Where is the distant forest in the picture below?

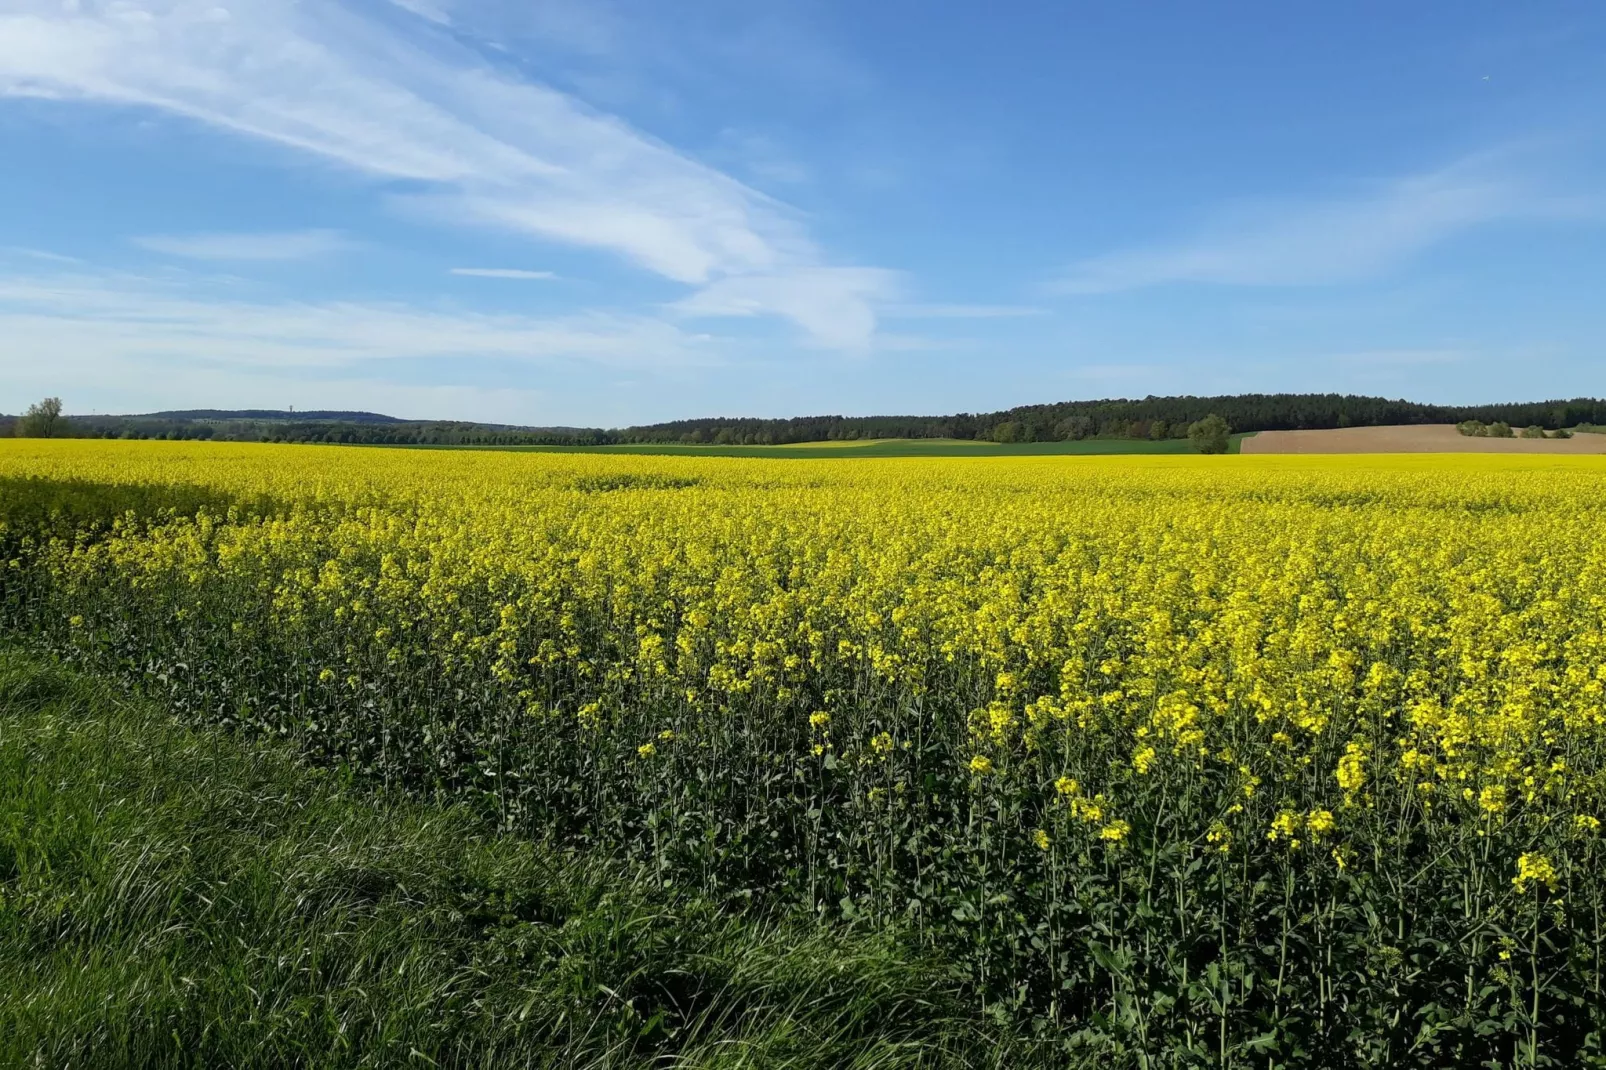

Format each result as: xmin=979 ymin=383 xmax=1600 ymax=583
xmin=623 ymin=394 xmax=1606 ymax=445
xmin=6 ymin=394 xmax=1606 ymax=447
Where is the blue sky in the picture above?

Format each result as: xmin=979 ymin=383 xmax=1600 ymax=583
xmin=1 ymin=1 xmax=1603 ymax=425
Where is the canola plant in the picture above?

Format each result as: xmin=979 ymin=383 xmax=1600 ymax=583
xmin=3 ymin=439 xmax=1605 ymax=1064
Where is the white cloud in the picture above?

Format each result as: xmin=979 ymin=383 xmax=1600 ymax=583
xmin=449 ymin=267 xmax=558 ymax=279
xmin=386 ymin=0 xmax=452 ymax=27
xmin=671 ymin=267 xmax=901 ymax=352
xmin=133 ymin=228 xmax=356 ymax=260
xmin=1055 ymin=151 xmax=1601 ymax=293
xmin=881 ymin=303 xmax=1049 ymax=319
xmin=1 ymin=246 xmax=81 ymax=264
xmin=0 ymin=267 xmax=712 ymax=372
xmin=0 ymin=0 xmax=887 ymax=348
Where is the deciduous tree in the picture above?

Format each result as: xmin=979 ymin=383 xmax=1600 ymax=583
xmin=1188 ymin=413 xmax=1231 ymax=454
xmin=17 ymin=397 xmax=63 ymax=438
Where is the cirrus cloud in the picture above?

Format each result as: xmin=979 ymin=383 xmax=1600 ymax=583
xmin=133 ymin=229 xmax=357 ymax=261
xmin=449 ymin=267 xmax=559 ymax=279
xmin=1055 ymin=150 xmax=1603 ymax=293
xmin=0 ymin=0 xmax=889 ymax=348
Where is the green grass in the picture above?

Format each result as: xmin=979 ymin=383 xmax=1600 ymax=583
xmin=396 ymin=436 xmax=1249 ymax=458
xmin=0 ymin=651 xmax=1005 ymax=1069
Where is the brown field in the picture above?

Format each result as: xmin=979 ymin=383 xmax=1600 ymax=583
xmin=1241 ymin=424 xmax=1606 ymax=455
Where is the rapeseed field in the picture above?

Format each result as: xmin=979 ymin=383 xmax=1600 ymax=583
xmin=3 ymin=439 xmax=1605 ymax=1064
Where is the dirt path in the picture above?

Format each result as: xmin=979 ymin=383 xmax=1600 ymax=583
xmin=1241 ymin=424 xmax=1606 ymax=454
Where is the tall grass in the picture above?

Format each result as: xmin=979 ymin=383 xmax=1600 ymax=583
xmin=0 ymin=651 xmax=996 ymax=1069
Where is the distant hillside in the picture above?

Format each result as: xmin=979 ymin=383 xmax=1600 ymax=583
xmin=140 ymin=409 xmax=405 ymax=423
xmin=36 ymin=408 xmax=611 ymax=447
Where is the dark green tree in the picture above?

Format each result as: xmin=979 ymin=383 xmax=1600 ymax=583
xmin=1188 ymin=413 xmax=1231 ymax=454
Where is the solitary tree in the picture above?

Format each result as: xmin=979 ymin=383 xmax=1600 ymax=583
xmin=1188 ymin=413 xmax=1231 ymax=454
xmin=17 ymin=397 xmax=63 ymax=438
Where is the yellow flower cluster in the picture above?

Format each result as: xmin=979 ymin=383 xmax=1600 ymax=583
xmin=1513 ymin=852 xmax=1558 ymax=893
xmin=5 ymin=439 xmax=1606 ymax=942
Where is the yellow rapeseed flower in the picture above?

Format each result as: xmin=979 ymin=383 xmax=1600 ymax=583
xmin=1336 ymin=742 xmax=1368 ymax=795
xmin=1513 ymin=853 xmax=1558 ymax=893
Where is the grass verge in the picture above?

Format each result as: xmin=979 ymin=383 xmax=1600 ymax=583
xmin=0 ymin=650 xmax=997 ymax=1069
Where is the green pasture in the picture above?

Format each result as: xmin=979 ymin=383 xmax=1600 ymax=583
xmin=406 ymin=434 xmax=1250 ymax=458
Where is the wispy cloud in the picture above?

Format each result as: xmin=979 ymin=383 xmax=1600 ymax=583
xmin=881 ymin=303 xmax=1050 ymax=319
xmin=671 ymin=267 xmax=901 ymax=351
xmin=0 ymin=266 xmax=713 ymax=371
xmin=1 ymin=246 xmax=81 ymax=264
xmin=1055 ymin=151 xmax=1602 ymax=293
xmin=386 ymin=0 xmax=453 ymax=27
xmin=0 ymin=0 xmax=888 ymax=348
xmin=133 ymin=229 xmax=356 ymax=261
xmin=449 ymin=267 xmax=559 ymax=279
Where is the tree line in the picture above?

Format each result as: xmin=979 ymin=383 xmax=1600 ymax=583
xmin=2 ymin=405 xmax=602 ymax=447
xmin=8 ymin=393 xmax=1605 ymax=447
xmin=610 ymin=393 xmax=1606 ymax=445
